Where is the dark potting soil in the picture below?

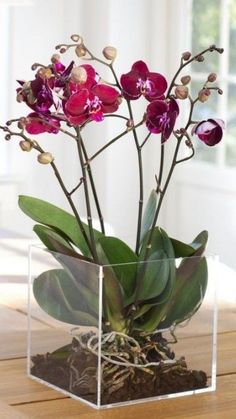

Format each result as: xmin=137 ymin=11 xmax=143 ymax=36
xmin=31 ymin=336 xmax=207 ymax=405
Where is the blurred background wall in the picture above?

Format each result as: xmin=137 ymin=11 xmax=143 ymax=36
xmin=0 ymin=0 xmax=236 ymax=269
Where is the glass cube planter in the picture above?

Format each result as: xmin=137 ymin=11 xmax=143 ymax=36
xmin=28 ymin=245 xmax=218 ymax=409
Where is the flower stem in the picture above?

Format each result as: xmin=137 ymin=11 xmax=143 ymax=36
xmin=76 ymin=127 xmax=99 ymax=263
xmin=88 ymin=120 xmax=144 ymax=163
xmin=140 ymin=132 xmax=151 ymax=148
xmin=167 ymin=45 xmax=224 ymax=97
xmin=0 ymin=126 xmax=94 ymax=256
xmin=81 ymin=138 xmax=105 ymax=234
xmin=128 ymin=95 xmax=197 ymax=333
xmin=126 ymin=100 xmax=144 ymax=255
xmin=156 ymin=142 xmax=165 ymax=194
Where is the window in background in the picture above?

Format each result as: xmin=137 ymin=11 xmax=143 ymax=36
xmin=191 ymin=0 xmax=235 ymax=167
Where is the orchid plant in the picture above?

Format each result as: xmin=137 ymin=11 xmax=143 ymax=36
xmin=0 ymin=35 xmax=224 ymax=338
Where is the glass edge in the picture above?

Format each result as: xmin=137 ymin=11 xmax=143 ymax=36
xmin=28 ymin=244 xmax=219 ymax=268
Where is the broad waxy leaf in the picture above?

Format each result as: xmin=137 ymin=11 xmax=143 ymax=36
xmin=97 ymin=236 xmax=138 ymax=300
xmin=103 ymin=266 xmax=127 ymax=332
xmin=159 ymin=256 xmax=208 ymax=328
xmin=140 ymin=189 xmax=158 ymax=243
xmin=19 ymin=195 xmax=103 ymax=257
xmin=34 ymin=224 xmax=92 ymax=262
xmin=33 ymin=268 xmax=98 ymax=326
xmin=134 ymin=227 xmax=176 ymax=304
xmin=33 ymin=224 xmax=98 ymax=294
xmin=171 ymin=230 xmax=208 ymax=258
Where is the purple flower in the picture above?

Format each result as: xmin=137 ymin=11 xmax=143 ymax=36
xmin=146 ymin=99 xmax=179 ymax=141
xmin=191 ymin=118 xmax=225 ymax=146
xmin=120 ymin=61 xmax=167 ymax=102
xmin=17 ymin=77 xmax=53 ymax=113
xmin=25 ymin=112 xmax=61 ymax=135
xmin=64 ymin=84 xmax=121 ymax=125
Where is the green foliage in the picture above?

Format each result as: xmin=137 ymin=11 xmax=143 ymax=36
xmin=103 ymin=266 xmax=127 ymax=332
xmin=140 ymin=189 xmax=158 ymax=243
xmin=19 ymin=195 xmax=103 ymax=257
xmin=33 ymin=268 xmax=98 ymax=326
xmin=97 ymin=236 xmax=138 ymax=301
xmin=28 ymin=194 xmax=209 ymax=335
xmin=159 ymin=257 xmax=208 ymax=328
xmin=171 ymin=230 xmax=208 ymax=258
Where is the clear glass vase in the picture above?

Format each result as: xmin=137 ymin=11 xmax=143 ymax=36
xmin=28 ymin=245 xmax=217 ymax=409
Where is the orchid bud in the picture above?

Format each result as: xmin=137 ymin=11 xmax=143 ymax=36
xmin=117 ymin=96 xmax=123 ymax=105
xmin=103 ymin=46 xmax=117 ymax=61
xmin=218 ymin=88 xmax=223 ymax=95
xmin=175 ymin=85 xmax=189 ymax=100
xmin=182 ymin=51 xmax=191 ymax=61
xmin=185 ymin=139 xmax=193 ymax=148
xmin=75 ymin=45 xmax=87 ymax=57
xmin=37 ymin=152 xmax=54 ymax=165
xmin=207 ymin=73 xmax=217 ymax=82
xmin=17 ymin=118 xmax=27 ymax=130
xmin=196 ymin=55 xmax=204 ymax=62
xmin=198 ymin=88 xmax=211 ymax=102
xmin=181 ymin=75 xmax=191 ymax=85
xmin=126 ymin=119 xmax=134 ymax=130
xmin=71 ymin=66 xmax=87 ymax=84
xmin=19 ymin=140 xmax=33 ymax=152
xmin=51 ymin=53 xmax=61 ymax=64
xmin=38 ymin=67 xmax=52 ymax=80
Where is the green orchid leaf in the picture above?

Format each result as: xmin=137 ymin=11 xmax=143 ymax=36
xmin=159 ymin=256 xmax=208 ymax=328
xmin=191 ymin=230 xmax=208 ymax=252
xmin=171 ymin=230 xmax=208 ymax=258
xmin=140 ymin=190 xmax=158 ymax=243
xmin=54 ymin=251 xmax=99 ymax=295
xmin=33 ymin=268 xmax=98 ymax=326
xmin=134 ymin=227 xmax=176 ymax=303
xmin=126 ymin=250 xmax=170 ymax=305
xmin=33 ymin=224 xmax=91 ymax=262
xmin=129 ymin=227 xmax=177 ymax=331
xmin=33 ymin=224 xmax=98 ymax=294
xmin=19 ymin=195 xmax=103 ymax=257
xmin=103 ymin=266 xmax=127 ymax=332
xmin=133 ymin=302 xmax=168 ymax=332
xmin=97 ymin=236 xmax=138 ymax=300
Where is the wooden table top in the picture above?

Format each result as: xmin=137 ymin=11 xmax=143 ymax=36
xmin=0 ymin=241 xmax=235 ymax=418
xmin=0 ymin=309 xmax=235 ymax=418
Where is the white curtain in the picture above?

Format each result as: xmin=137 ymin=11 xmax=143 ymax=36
xmin=0 ymin=0 xmax=190 ymax=241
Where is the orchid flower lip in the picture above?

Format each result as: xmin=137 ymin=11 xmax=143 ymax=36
xmin=84 ymin=95 xmax=102 ymax=114
xmin=136 ymin=78 xmax=154 ymax=95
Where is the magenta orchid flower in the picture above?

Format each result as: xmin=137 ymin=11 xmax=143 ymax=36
xmin=25 ymin=112 xmax=61 ymax=135
xmin=146 ymin=98 xmax=179 ymax=141
xmin=68 ymin=64 xmax=97 ymax=94
xmin=64 ymin=83 xmax=120 ymax=125
xmin=17 ymin=77 xmax=54 ymax=113
xmin=191 ymin=118 xmax=225 ymax=146
xmin=120 ymin=61 xmax=167 ymax=102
